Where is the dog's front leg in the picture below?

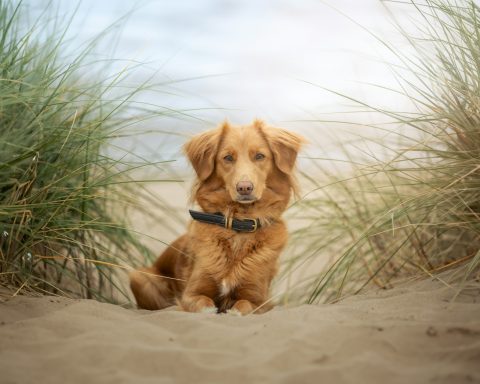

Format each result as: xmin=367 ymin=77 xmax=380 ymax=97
xmin=230 ymin=280 xmax=273 ymax=316
xmin=180 ymin=270 xmax=218 ymax=313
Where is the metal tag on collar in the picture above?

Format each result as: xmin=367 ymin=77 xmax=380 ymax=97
xmin=225 ymin=216 xmax=233 ymax=230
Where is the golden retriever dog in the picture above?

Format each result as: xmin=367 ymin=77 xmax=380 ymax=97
xmin=129 ymin=119 xmax=304 ymax=315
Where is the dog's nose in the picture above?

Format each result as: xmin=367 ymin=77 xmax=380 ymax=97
xmin=236 ymin=181 xmax=254 ymax=195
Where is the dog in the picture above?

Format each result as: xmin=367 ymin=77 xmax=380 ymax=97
xmin=129 ymin=119 xmax=305 ymax=315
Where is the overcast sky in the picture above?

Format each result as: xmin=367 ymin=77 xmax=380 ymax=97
xmin=28 ymin=0 xmax=418 ymax=162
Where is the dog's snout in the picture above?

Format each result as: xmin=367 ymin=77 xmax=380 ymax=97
xmin=236 ymin=181 xmax=254 ymax=195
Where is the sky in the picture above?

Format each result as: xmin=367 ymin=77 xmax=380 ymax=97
xmin=27 ymin=0 xmax=419 ymax=163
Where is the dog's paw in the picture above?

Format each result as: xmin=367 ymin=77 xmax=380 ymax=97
xmin=226 ymin=308 xmax=242 ymax=317
xmin=200 ymin=306 xmax=217 ymax=314
xmin=231 ymin=299 xmax=255 ymax=315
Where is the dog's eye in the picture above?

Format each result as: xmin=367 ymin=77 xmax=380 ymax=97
xmin=255 ymin=153 xmax=265 ymax=160
xmin=224 ymin=154 xmax=234 ymax=162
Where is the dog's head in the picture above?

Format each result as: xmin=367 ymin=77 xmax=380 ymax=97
xmin=184 ymin=120 xmax=305 ymax=209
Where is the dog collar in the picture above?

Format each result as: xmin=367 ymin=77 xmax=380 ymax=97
xmin=189 ymin=210 xmax=261 ymax=232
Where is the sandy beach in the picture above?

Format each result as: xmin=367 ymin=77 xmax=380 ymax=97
xmin=2 ymin=0 xmax=480 ymax=383
xmin=1 ymin=271 xmax=479 ymax=384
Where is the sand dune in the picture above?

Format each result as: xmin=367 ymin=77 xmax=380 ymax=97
xmin=1 ymin=274 xmax=479 ymax=384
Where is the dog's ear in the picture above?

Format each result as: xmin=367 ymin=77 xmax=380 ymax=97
xmin=184 ymin=123 xmax=228 ymax=181
xmin=259 ymin=123 xmax=306 ymax=174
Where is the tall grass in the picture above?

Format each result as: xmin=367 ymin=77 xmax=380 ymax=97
xmin=3 ymin=0 xmax=478 ymax=308
xmin=281 ymin=0 xmax=480 ymax=304
xmin=0 ymin=1 xmax=180 ymax=303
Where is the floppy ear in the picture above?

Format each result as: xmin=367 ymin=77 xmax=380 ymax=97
xmin=183 ymin=124 xmax=226 ymax=181
xmin=261 ymin=125 xmax=306 ymax=174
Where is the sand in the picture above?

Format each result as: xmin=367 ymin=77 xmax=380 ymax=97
xmin=1 ymin=273 xmax=479 ymax=384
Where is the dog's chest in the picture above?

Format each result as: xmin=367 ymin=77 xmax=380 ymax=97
xmin=215 ymin=233 xmax=258 ymax=292
xmin=229 ymin=235 xmax=250 ymax=257
xmin=221 ymin=232 xmax=257 ymax=260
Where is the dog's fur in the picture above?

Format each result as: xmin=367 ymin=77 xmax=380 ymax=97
xmin=129 ymin=120 xmax=304 ymax=315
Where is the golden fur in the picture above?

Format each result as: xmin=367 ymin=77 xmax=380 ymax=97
xmin=129 ymin=120 xmax=305 ymax=315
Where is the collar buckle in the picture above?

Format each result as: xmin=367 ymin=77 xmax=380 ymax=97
xmin=241 ymin=217 xmax=259 ymax=232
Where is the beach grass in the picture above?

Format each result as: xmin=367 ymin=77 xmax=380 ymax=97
xmin=2 ymin=0 xmax=479 ymax=308
xmin=280 ymin=0 xmax=480 ymax=304
xmin=0 ymin=1 xmax=182 ymax=304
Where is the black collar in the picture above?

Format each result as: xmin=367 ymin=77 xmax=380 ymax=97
xmin=189 ymin=210 xmax=261 ymax=232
